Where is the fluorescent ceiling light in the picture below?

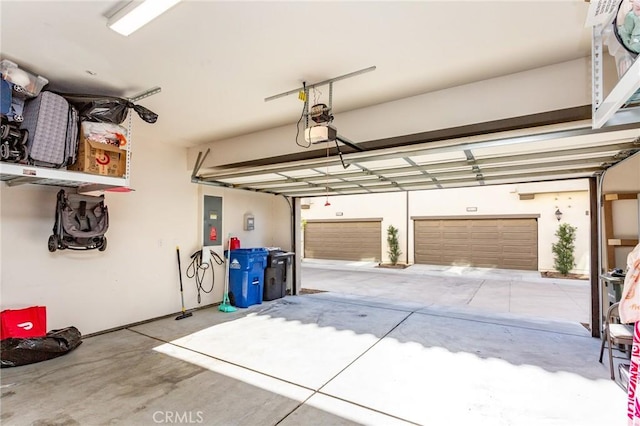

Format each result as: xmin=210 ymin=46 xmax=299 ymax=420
xmin=107 ymin=0 xmax=181 ymax=36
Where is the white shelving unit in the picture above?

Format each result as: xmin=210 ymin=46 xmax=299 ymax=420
xmin=0 ymin=162 xmax=129 ymax=193
xmin=0 ymin=87 xmax=159 ymax=193
xmin=592 ymin=23 xmax=640 ymax=129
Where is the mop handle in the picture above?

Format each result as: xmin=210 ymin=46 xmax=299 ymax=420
xmin=225 ymin=235 xmax=231 ymax=292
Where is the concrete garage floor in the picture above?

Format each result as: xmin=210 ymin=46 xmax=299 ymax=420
xmin=0 ymin=290 xmax=626 ymax=425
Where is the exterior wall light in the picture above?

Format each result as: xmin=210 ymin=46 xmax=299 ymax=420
xmin=555 ymin=208 xmax=563 ymax=221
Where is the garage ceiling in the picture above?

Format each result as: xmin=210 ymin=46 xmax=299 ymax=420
xmin=0 ymin=0 xmax=599 ymax=147
xmin=2 ymin=1 xmax=639 ymax=197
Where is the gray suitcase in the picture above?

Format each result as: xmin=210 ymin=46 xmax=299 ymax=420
xmin=21 ymin=91 xmax=78 ymax=168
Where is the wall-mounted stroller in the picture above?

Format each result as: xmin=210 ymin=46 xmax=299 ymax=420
xmin=48 ymin=189 xmax=108 ymax=252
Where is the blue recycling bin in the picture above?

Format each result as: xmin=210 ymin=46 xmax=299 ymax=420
xmin=228 ymin=248 xmax=268 ymax=308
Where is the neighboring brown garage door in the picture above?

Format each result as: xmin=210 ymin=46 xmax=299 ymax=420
xmin=414 ymin=217 xmax=538 ymax=270
xmin=304 ymin=220 xmax=381 ymax=261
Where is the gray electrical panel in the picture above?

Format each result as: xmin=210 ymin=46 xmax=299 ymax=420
xmin=203 ymin=196 xmax=222 ymax=246
xmin=244 ymin=213 xmax=254 ymax=231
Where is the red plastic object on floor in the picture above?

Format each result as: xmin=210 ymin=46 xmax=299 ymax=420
xmin=0 ymin=306 xmax=47 ymax=340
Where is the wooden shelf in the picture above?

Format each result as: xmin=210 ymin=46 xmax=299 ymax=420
xmin=604 ymin=193 xmax=638 ymax=201
xmin=608 ymin=238 xmax=640 ymax=247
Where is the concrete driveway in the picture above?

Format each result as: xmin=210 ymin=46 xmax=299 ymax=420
xmin=301 ymin=259 xmax=591 ymax=325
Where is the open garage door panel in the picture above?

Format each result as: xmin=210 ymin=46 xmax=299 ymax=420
xmin=305 ymin=220 xmax=381 ymax=262
xmin=414 ymin=217 xmax=538 ymax=270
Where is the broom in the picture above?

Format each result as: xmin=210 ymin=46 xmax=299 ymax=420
xmin=175 ymin=246 xmax=193 ymax=320
xmin=219 ymin=235 xmax=237 ymax=313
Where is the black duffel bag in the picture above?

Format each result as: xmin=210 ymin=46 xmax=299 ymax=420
xmin=1 ymin=326 xmax=82 ymax=368
xmin=57 ymin=93 xmax=158 ymax=124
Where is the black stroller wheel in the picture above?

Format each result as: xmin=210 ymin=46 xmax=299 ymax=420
xmin=18 ymin=141 xmax=27 ymax=161
xmin=98 ymin=237 xmax=107 ymax=252
xmin=0 ymin=142 xmax=9 ymax=160
xmin=0 ymin=122 xmax=9 ymax=139
xmin=20 ymin=129 xmax=28 ymax=147
xmin=48 ymin=235 xmax=58 ymax=252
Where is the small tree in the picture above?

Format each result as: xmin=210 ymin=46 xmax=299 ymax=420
xmin=552 ymin=223 xmax=577 ymax=275
xmin=387 ymin=225 xmax=402 ymax=265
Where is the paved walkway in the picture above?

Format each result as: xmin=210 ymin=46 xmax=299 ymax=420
xmin=301 ymin=259 xmax=591 ymax=325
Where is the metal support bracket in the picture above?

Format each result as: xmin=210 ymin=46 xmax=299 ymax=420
xmin=264 ymin=66 xmax=376 ymax=102
xmin=592 ymin=23 xmax=640 ymax=128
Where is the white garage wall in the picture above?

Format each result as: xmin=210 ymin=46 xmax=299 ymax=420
xmin=0 ymin=129 xmax=291 ymax=336
xmin=301 ymin=180 xmax=591 ymax=273
xmin=197 ymin=187 xmax=292 ymax=251
xmin=196 ymin=185 xmax=293 ymax=304
xmin=529 ymin=191 xmax=591 ymax=273
xmin=0 ymin=132 xmax=198 ymax=335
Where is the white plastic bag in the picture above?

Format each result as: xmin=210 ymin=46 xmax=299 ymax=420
xmin=80 ymin=121 xmax=129 ymax=150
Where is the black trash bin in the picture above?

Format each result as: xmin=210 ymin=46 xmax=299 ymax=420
xmin=602 ymin=273 xmax=625 ymax=307
xmin=607 ymin=277 xmax=624 ymax=305
xmin=264 ymin=248 xmax=294 ymax=301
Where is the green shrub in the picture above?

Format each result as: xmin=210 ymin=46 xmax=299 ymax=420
xmin=387 ymin=225 xmax=402 ymax=265
xmin=552 ymin=223 xmax=577 ymax=275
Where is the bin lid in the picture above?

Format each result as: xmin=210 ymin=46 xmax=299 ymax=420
xmin=265 ymin=248 xmax=294 ymax=261
xmin=270 ymin=251 xmax=294 ymax=259
xmin=230 ymin=248 xmax=268 ymax=255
